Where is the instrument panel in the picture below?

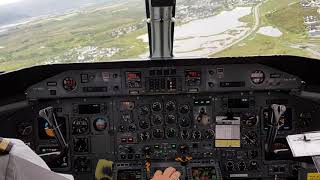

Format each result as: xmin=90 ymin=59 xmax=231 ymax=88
xmin=26 ymin=64 xmax=300 ymax=99
xmin=18 ymin=63 xmax=320 ymax=179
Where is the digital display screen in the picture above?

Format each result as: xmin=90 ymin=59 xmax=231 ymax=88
xmin=117 ymin=170 xmax=142 ymax=180
xmin=228 ymin=98 xmax=249 ymax=108
xmin=220 ymin=81 xmax=245 ymax=87
xmin=126 ymin=72 xmax=142 ymax=88
xmin=185 ymin=70 xmax=201 ymax=78
xmin=263 ymin=108 xmax=292 ymax=130
xmin=38 ymin=117 xmax=66 ymax=140
xmin=78 ymin=104 xmax=100 ymax=114
xmin=127 ymin=72 xmax=141 ymax=80
xmin=192 ymin=167 xmax=218 ymax=180
xmin=185 ymin=70 xmax=201 ymax=86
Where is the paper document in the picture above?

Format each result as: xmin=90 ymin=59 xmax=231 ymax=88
xmin=286 ymin=132 xmax=320 ymax=157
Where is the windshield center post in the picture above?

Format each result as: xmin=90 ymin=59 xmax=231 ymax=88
xmin=145 ymin=0 xmax=176 ymax=59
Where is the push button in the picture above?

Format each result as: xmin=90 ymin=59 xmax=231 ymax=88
xmin=81 ymin=74 xmax=89 ymax=83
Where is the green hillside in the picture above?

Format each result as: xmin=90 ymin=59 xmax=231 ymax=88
xmin=0 ymin=0 xmax=147 ymax=71
xmin=214 ymin=0 xmax=320 ymax=58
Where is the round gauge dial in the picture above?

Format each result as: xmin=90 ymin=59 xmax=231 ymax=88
xmin=241 ymin=131 xmax=258 ymax=146
xmin=204 ymin=129 xmax=215 ymax=140
xmin=74 ymin=156 xmax=90 ymax=172
xmin=72 ymin=118 xmax=88 ymax=135
xmin=139 ymin=119 xmax=150 ymax=129
xmin=250 ymin=70 xmax=265 ymax=85
xmin=128 ymin=124 xmax=136 ymax=132
xmin=192 ymin=130 xmax=202 ymax=140
xmin=152 ymin=114 xmax=163 ymax=125
xmin=166 ymin=128 xmax=177 ymax=138
xmin=152 ymin=128 xmax=164 ymax=139
xmin=139 ymin=106 xmax=149 ymax=116
xmin=179 ymin=117 xmax=190 ymax=128
xmin=179 ymin=104 xmax=190 ymax=114
xmin=93 ymin=118 xmax=107 ymax=131
xmin=152 ymin=101 xmax=162 ymax=112
xmin=63 ymin=77 xmax=77 ymax=91
xmin=165 ymin=101 xmax=176 ymax=111
xmin=73 ymin=138 xmax=89 ymax=153
xmin=242 ymin=113 xmax=258 ymax=127
xmin=166 ymin=114 xmax=176 ymax=124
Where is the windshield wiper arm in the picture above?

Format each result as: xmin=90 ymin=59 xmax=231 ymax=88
xmin=145 ymin=0 xmax=176 ymax=59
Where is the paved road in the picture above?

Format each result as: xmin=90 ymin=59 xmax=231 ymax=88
xmin=213 ymin=1 xmax=263 ymax=55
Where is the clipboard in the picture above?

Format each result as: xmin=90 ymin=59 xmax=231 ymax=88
xmin=286 ymin=132 xmax=320 ymax=157
xmin=287 ymin=132 xmax=320 ymax=172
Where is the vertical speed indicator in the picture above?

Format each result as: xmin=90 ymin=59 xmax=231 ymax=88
xmin=250 ymin=70 xmax=265 ymax=85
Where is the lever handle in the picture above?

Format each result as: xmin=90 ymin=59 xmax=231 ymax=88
xmin=265 ymin=104 xmax=286 ymax=153
xmin=39 ymin=107 xmax=68 ymax=157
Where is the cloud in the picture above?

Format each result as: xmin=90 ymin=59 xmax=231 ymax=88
xmin=0 ymin=0 xmax=23 ymax=6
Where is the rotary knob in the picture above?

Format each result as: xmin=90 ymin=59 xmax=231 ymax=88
xmin=143 ymin=146 xmax=152 ymax=156
xmin=179 ymin=145 xmax=189 ymax=155
xmin=118 ymin=125 xmax=126 ymax=132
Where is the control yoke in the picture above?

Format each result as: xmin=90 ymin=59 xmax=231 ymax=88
xmin=39 ymin=107 xmax=68 ymax=158
xmin=265 ymin=104 xmax=286 ymax=153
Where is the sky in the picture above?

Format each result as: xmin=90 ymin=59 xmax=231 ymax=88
xmin=0 ymin=0 xmax=23 ymax=6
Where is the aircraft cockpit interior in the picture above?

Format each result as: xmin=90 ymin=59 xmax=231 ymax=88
xmin=1 ymin=0 xmax=320 ymax=180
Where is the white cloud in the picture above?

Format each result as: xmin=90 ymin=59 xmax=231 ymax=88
xmin=0 ymin=0 xmax=23 ymax=6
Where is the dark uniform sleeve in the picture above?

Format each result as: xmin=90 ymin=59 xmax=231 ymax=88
xmin=0 ymin=137 xmax=13 ymax=154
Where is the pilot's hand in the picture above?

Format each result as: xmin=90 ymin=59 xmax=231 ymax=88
xmin=152 ymin=167 xmax=181 ymax=180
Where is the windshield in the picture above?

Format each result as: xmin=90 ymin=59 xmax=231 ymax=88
xmin=0 ymin=0 xmax=319 ymax=72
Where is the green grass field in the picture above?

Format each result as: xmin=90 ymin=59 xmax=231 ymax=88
xmin=0 ymin=0 xmax=147 ymax=71
xmin=213 ymin=0 xmax=320 ymax=58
